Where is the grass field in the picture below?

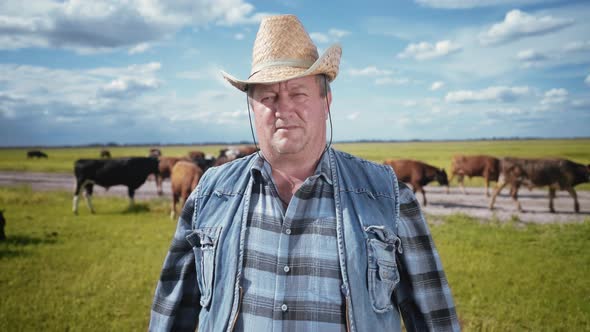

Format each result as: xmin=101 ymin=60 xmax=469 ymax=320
xmin=1 ymin=186 xmax=589 ymax=331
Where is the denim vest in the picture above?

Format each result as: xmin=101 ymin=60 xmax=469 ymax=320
xmin=187 ymin=148 xmax=402 ymax=332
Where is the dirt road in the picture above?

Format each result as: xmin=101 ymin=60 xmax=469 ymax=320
xmin=1 ymin=171 xmax=588 ymax=223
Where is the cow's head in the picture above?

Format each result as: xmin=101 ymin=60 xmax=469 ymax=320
xmin=436 ymin=168 xmax=449 ymax=187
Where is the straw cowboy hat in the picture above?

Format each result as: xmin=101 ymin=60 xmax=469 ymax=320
xmin=222 ymin=15 xmax=342 ymax=92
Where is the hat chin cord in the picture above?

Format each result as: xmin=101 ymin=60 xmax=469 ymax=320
xmin=245 ymin=78 xmax=333 ymax=162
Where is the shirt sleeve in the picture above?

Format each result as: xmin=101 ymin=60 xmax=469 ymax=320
xmin=394 ymin=181 xmax=460 ymax=332
xmin=149 ymin=191 xmax=201 ymax=332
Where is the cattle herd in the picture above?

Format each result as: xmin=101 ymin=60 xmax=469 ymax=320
xmin=24 ymin=148 xmax=590 ymax=216
xmin=71 ymin=146 xmax=259 ymax=217
xmin=391 ymin=155 xmax=589 ymax=214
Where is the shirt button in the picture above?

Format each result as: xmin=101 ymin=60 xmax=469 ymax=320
xmin=285 ymin=229 xmax=291 ymax=235
xmin=284 ymin=266 xmax=290 ymax=273
xmin=281 ymin=304 xmax=288 ymax=312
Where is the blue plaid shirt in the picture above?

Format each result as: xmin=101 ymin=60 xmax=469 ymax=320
xmin=234 ymin=154 xmax=345 ymax=331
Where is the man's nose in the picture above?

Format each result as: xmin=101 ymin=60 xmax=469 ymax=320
xmin=275 ymin=94 xmax=295 ymax=114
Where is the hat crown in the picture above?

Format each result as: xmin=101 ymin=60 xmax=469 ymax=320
xmin=250 ymin=15 xmax=319 ymax=76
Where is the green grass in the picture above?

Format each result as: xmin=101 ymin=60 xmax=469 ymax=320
xmin=434 ymin=214 xmax=590 ymax=331
xmin=0 ymin=186 xmax=175 ymax=331
xmin=1 ymin=186 xmax=589 ymax=331
xmin=2 ymin=139 xmax=589 ymax=189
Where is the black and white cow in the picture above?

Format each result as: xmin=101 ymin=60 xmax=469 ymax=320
xmin=73 ymin=157 xmax=159 ymax=214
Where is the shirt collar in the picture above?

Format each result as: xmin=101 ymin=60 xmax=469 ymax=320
xmin=250 ymin=149 xmax=333 ymax=185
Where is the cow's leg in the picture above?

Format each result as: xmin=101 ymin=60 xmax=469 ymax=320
xmin=458 ymin=174 xmax=466 ymax=195
xmin=565 ymin=186 xmax=579 ymax=213
xmin=170 ymin=194 xmax=178 ymax=220
xmin=73 ymin=179 xmax=83 ymax=215
xmin=128 ymin=187 xmax=136 ymax=208
xmin=83 ymin=181 xmax=95 ymax=214
xmin=489 ymin=178 xmax=508 ymax=210
xmin=416 ymin=185 xmax=427 ymax=206
xmin=447 ymin=173 xmax=454 ymax=194
xmin=548 ymin=187 xmax=556 ymax=213
xmin=510 ymin=183 xmax=522 ymax=212
xmin=156 ymin=175 xmax=163 ymax=196
xmin=484 ymin=173 xmax=490 ymax=197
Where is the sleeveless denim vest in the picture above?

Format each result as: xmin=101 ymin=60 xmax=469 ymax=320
xmin=186 ymin=148 xmax=402 ymax=332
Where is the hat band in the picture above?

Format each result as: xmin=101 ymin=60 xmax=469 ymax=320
xmin=249 ymin=59 xmax=316 ymax=78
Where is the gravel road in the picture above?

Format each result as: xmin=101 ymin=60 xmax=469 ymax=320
xmin=1 ymin=171 xmax=588 ymax=223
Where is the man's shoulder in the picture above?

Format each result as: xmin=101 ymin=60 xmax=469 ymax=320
xmin=333 ymin=149 xmax=391 ymax=173
xmin=197 ymin=154 xmax=256 ymax=194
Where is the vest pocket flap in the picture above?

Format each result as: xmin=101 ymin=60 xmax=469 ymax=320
xmin=189 ymin=227 xmax=222 ymax=308
xmin=365 ymin=226 xmax=401 ymax=313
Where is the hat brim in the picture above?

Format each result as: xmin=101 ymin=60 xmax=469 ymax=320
xmin=222 ymin=44 xmax=342 ymax=92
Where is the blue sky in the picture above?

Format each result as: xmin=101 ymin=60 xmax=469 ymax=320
xmin=0 ymin=0 xmax=589 ymax=146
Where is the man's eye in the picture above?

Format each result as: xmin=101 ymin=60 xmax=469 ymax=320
xmin=292 ymin=93 xmax=307 ymax=99
xmin=261 ymin=95 xmax=275 ymax=103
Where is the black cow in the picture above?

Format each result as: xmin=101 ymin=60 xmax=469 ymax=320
xmin=0 ymin=210 xmax=5 ymax=241
xmin=73 ymin=157 xmax=159 ymax=214
xmin=100 ymin=149 xmax=112 ymax=158
xmin=27 ymin=150 xmax=48 ymax=158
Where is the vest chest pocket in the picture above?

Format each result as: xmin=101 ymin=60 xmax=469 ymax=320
xmin=186 ymin=227 xmax=222 ymax=308
xmin=365 ymin=226 xmax=401 ymax=313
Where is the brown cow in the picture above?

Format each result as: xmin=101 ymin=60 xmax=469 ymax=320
xmin=384 ymin=159 xmax=449 ymax=206
xmin=489 ymin=158 xmax=590 ymax=213
xmin=170 ymin=161 xmax=203 ymax=220
xmin=448 ymin=155 xmax=500 ymax=196
xmin=214 ymin=145 xmax=258 ymax=166
xmin=188 ymin=150 xmax=205 ymax=160
xmin=155 ymin=156 xmax=190 ymax=195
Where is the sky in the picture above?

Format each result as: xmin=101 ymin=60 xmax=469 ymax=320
xmin=0 ymin=0 xmax=589 ymax=146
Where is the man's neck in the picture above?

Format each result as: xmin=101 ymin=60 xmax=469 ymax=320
xmin=263 ymin=146 xmax=326 ymax=204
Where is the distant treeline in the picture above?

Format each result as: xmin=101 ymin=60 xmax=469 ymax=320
xmin=1 ymin=136 xmax=589 ymax=149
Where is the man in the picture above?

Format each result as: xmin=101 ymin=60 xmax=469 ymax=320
xmin=150 ymin=15 xmax=459 ymax=332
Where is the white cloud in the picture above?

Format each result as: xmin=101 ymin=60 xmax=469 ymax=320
xmin=480 ymin=9 xmax=574 ymax=45
xmin=586 ymin=74 xmax=590 ymax=86
xmin=348 ymin=66 xmax=392 ymax=77
xmin=516 ymin=49 xmax=547 ymax=61
xmin=541 ymin=88 xmax=568 ymax=104
xmin=346 ymin=112 xmax=359 ymax=120
xmin=310 ymin=32 xmax=330 ymax=44
xmin=571 ymin=99 xmax=590 ymax=109
xmin=129 ymin=42 xmax=151 ymax=54
xmin=564 ymin=40 xmax=590 ymax=52
xmin=328 ymin=29 xmax=350 ymax=39
xmin=397 ymin=40 xmax=461 ymax=60
xmin=234 ymin=33 xmax=245 ymax=40
xmin=98 ymin=77 xmax=160 ymax=99
xmin=176 ymin=70 xmax=205 ymax=80
xmin=445 ymin=86 xmax=530 ymax=103
xmin=516 ymin=49 xmax=550 ymax=67
xmin=430 ymin=81 xmax=445 ymax=91
xmin=310 ymin=28 xmax=350 ymax=44
xmin=414 ymin=0 xmax=559 ymax=9
xmin=375 ymin=77 xmax=409 ymax=85
xmin=0 ymin=0 xmax=268 ymax=52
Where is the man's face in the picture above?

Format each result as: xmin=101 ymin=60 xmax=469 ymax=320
xmin=249 ymin=75 xmax=330 ymax=157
